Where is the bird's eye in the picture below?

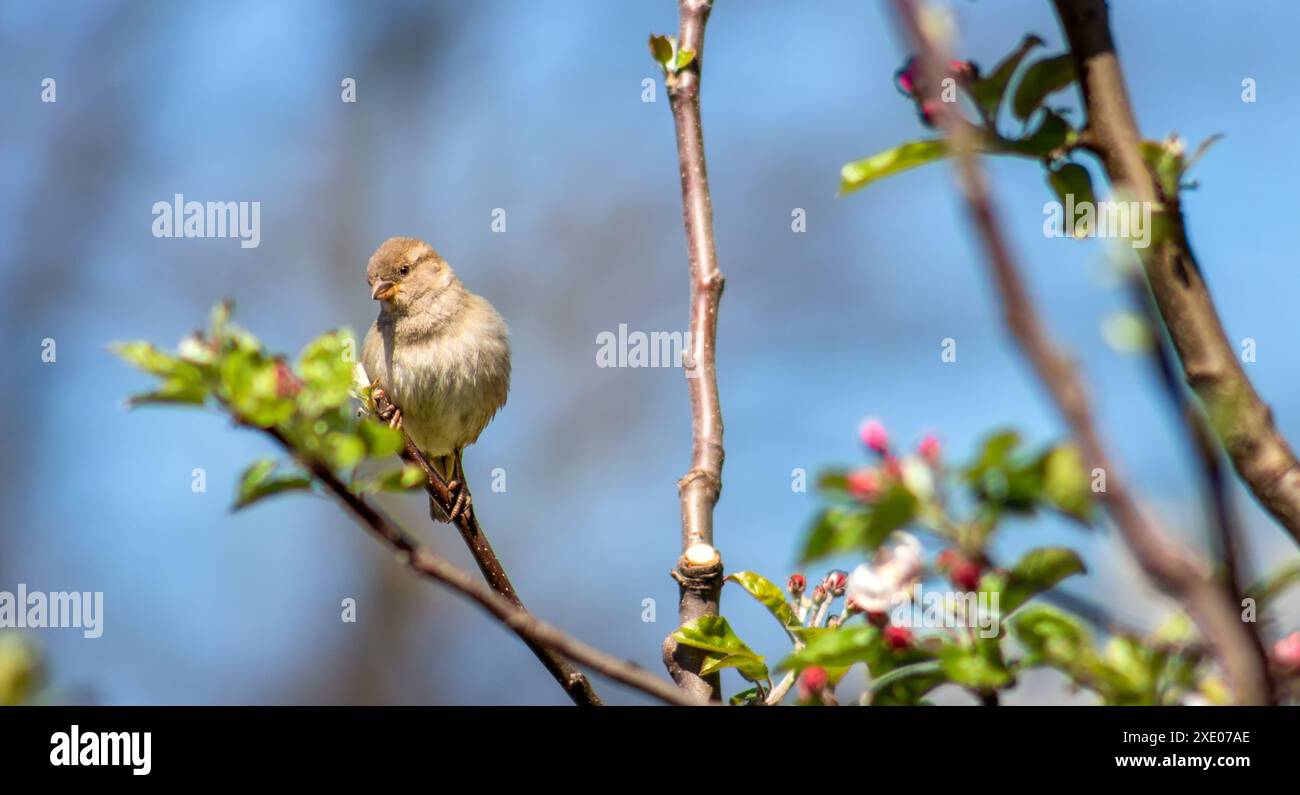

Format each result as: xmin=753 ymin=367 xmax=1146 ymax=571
xmin=398 ymin=265 xmax=410 ymax=277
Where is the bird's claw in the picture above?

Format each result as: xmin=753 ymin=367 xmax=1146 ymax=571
xmin=371 ymin=386 xmax=403 ymax=429
xmin=446 ymin=479 xmax=473 ymax=523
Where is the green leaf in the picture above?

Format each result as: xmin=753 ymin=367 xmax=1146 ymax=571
xmin=1010 ymin=603 xmax=1093 ymax=669
xmin=1047 ymin=162 xmax=1096 ymax=214
xmin=323 ymin=431 xmax=366 ymax=470
xmin=729 ymin=687 xmax=761 ymax=707
xmin=1012 ymin=54 xmax=1075 ymax=121
xmin=869 ymin=660 xmax=947 ymax=706
xmin=1038 ymin=445 xmax=1093 ymax=521
xmin=970 ymin=34 xmax=1044 ymax=121
xmin=938 ymin=641 xmax=1013 ymax=690
xmin=357 ymin=419 xmax=407 ymax=458
xmin=699 ymin=652 xmax=768 ymax=682
xmin=816 ymin=470 xmax=848 ymax=491
xmin=1100 ymin=635 xmax=1157 ymax=701
xmin=672 ymin=616 xmax=768 ymax=682
xmin=1000 ymin=546 xmax=1086 ymax=614
xmin=840 ymin=139 xmax=950 ymax=196
xmin=355 ymin=464 xmax=426 ymax=494
xmin=126 ymin=378 xmax=207 ymax=407
xmin=675 ymin=48 xmax=696 ymax=71
xmin=1003 ymin=110 xmax=1075 ymax=157
xmin=797 ymin=485 xmax=916 ymax=563
xmin=220 ymin=348 xmax=294 ymax=427
xmin=177 ymin=333 xmax=216 ymax=366
xmin=726 ymin=572 xmax=799 ymax=629
xmin=296 ymin=330 xmax=357 ymax=417
xmin=234 ymin=458 xmax=312 ymax=510
xmin=648 ymin=34 xmax=675 ymax=70
xmin=799 ymin=508 xmax=842 ymax=563
xmin=780 ymin=625 xmax=880 ymax=672
xmin=865 ymin=485 xmax=918 ymax=547
xmin=1139 ymin=139 xmax=1185 ymax=198
xmin=965 ymin=431 xmax=1043 ymax=514
xmin=112 ymin=341 xmax=204 ymax=382
xmin=965 ymin=429 xmax=1022 ymax=480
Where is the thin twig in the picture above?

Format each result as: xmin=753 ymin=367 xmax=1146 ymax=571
xmin=1051 ymin=0 xmax=1300 ymax=551
xmin=259 ymin=425 xmax=703 ymax=707
xmin=890 ymin=0 xmax=1272 ymax=704
xmin=661 ymin=0 xmax=728 ymax=702
xmin=371 ymin=393 xmax=602 ymax=706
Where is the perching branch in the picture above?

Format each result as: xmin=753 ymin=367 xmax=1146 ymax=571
xmin=371 ymin=390 xmax=602 ymax=706
xmin=1051 ymin=0 xmax=1300 ymax=551
xmin=891 ymin=0 xmax=1273 ymax=704
xmin=258 ymin=424 xmax=703 ymax=707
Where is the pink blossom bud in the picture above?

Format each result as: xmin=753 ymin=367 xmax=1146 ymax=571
xmin=274 ymin=360 xmax=302 ymax=398
xmin=918 ymin=434 xmax=941 ymax=464
xmin=1274 ymin=631 xmax=1300 ymax=672
xmin=948 ymin=59 xmax=977 ymax=81
xmin=883 ymin=624 xmax=913 ymax=651
xmin=937 ymin=548 xmax=982 ymax=592
xmin=845 ymin=468 xmax=881 ymax=501
xmin=798 ymin=666 xmax=829 ymax=701
xmin=787 ymin=574 xmax=806 ymax=597
xmin=918 ymin=98 xmax=942 ymax=128
xmin=864 ymin=608 xmax=890 ymax=627
xmin=825 ymin=570 xmax=848 ymax=597
xmin=893 ymin=57 xmax=919 ymax=97
xmin=811 ymin=584 xmax=827 ymax=604
xmin=859 ymin=418 xmax=890 ymax=454
xmin=951 ymin=560 xmax=982 ymax=592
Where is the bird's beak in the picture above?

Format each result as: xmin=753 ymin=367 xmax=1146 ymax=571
xmin=371 ymin=280 xmax=398 ymax=301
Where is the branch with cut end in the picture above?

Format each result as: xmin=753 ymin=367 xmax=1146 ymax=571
xmin=1051 ymin=0 xmax=1300 ymax=551
xmin=891 ymin=0 xmax=1272 ymax=704
xmin=368 ymin=389 xmax=603 ymax=706
xmin=257 ymin=423 xmax=702 ymax=707
xmin=657 ymin=0 xmax=727 ymax=703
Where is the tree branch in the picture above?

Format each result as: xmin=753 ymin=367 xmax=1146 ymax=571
xmin=1051 ymin=0 xmax=1300 ymax=551
xmin=891 ymin=0 xmax=1273 ymax=704
xmin=258 ymin=424 xmax=703 ymax=707
xmin=1126 ymin=273 xmax=1275 ymax=697
xmin=661 ymin=0 xmax=727 ymax=702
xmin=395 ymin=432 xmax=603 ymax=706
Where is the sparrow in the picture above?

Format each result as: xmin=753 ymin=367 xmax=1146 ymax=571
xmin=361 ymin=237 xmax=511 ymax=521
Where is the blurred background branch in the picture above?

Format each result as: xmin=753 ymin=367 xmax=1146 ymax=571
xmin=891 ymin=0 xmax=1273 ymax=704
xmin=1052 ymin=0 xmax=1300 ymax=552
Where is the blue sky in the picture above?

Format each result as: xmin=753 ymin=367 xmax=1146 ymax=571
xmin=2 ymin=0 xmax=1298 ymax=704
